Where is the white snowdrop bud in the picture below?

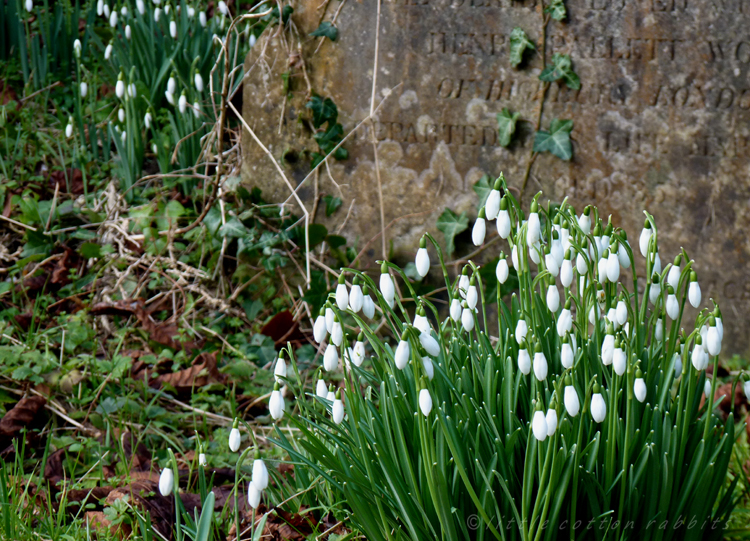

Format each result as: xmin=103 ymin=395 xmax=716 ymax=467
xmin=704 ymin=378 xmax=713 ymax=400
xmin=247 ymin=483 xmax=261 ymax=509
xmin=667 ymin=255 xmax=681 ymax=290
xmin=496 ymin=255 xmax=509 ymax=284
xmin=674 ymin=354 xmax=683 ymax=377
xmin=325 ymin=306 xmax=335 ymax=333
xmin=159 ymin=466 xmax=174 ymax=496
xmin=228 ymin=424 xmax=241 ymax=452
xmin=618 ymin=237 xmax=631 ymax=268
xmin=533 ymin=344 xmax=548 ymax=381
xmin=545 ymin=251 xmax=559 ymax=278
xmin=649 ymin=275 xmax=661 ymax=305
xmin=348 ymin=280 xmax=363 ymax=313
xmin=379 ymin=263 xmax=395 ymax=308
xmin=716 ymin=313 xmax=724 ymax=341
xmin=25 ymin=0 xmax=32 ymax=11
xmin=252 ymin=458 xmax=269 ymax=490
xmin=511 ymin=244 xmax=520 ymax=272
xmin=485 ymin=184 xmax=501 ymax=220
xmin=415 ymin=237 xmax=430 ymax=278
xmin=597 ymin=252 xmax=609 ymax=285
xmin=120 ymin=5 xmax=127 ymax=15
xmin=688 ymin=272 xmax=701 ymax=308
xmin=103 ymin=2 xmax=110 ymax=16
xmin=532 ymin=407 xmax=547 ymax=441
xmin=170 ymin=19 xmax=177 ymax=38
xmin=178 ymin=92 xmax=187 ymax=113
xmin=546 ymin=282 xmax=559 ymax=313
xmin=560 ymin=257 xmax=573 ymax=288
xmin=576 ymin=247 xmax=588 ymax=275
xmin=691 ymin=338 xmax=708 ymax=371
xmin=327 ymin=388 xmax=336 ymax=403
xmin=420 ymin=331 xmax=440 ymax=357
xmin=616 ymin=299 xmax=628 ymax=326
xmin=607 ymin=249 xmax=620 ymax=283
xmin=269 ymin=383 xmax=285 ymax=420
xmin=129 ymin=83 xmax=136 ymax=97
xmin=187 ymin=5 xmax=195 ymax=17
xmin=194 ymin=72 xmax=204 ymax=92
xmin=461 ymin=306 xmax=475 ymax=332
xmin=529 ymin=242 xmax=541 ymax=265
xmin=144 ymin=111 xmax=152 ymax=129
xmin=613 ymin=340 xmax=626 ymax=376
xmin=458 ymin=270 xmax=470 ymax=298
xmin=564 ymin=380 xmax=579 ymax=416
xmin=116 ymin=79 xmax=125 ymax=98
xmin=199 ymin=10 xmax=206 ymax=26
xmin=105 ymin=42 xmax=113 ymax=59
xmin=707 ymin=318 xmax=721 ymax=356
xmin=218 ymin=0 xmax=227 ymax=13
xmin=607 ymin=307 xmax=619 ymax=331
xmin=560 ymin=338 xmax=574 ymax=369
xmin=152 ymin=143 xmax=158 ymax=154
xmin=362 ymin=287 xmax=375 ymax=318
xmin=65 ymin=117 xmax=74 ymax=138
xmin=634 ymin=371 xmax=647 ymax=402
xmin=422 ymin=357 xmax=434 ymax=380
xmin=316 ymin=378 xmax=327 ymax=398
xmin=125 ymin=24 xmax=131 ymax=39
xmin=497 ymin=197 xmax=511 ymax=238
xmin=743 ymin=380 xmax=750 ymax=402
xmin=109 ymin=10 xmax=117 ymax=26
xmin=666 ymin=289 xmax=679 ymax=320
xmin=73 ymin=39 xmax=82 ymax=58
xmin=313 ymin=310 xmax=327 ymax=343
xmin=466 ymin=279 xmax=478 ymax=310
xmin=515 ymin=318 xmax=528 ymax=344
xmin=419 ymin=388 xmax=433 ymax=417
xmin=545 ymin=407 xmax=558 ymax=436
xmin=352 ymin=337 xmax=365 ymax=366
xmin=323 ymin=343 xmax=339 ymax=372
xmin=517 ymin=343 xmax=531 ymax=375
xmin=249 ymin=33 xmax=257 ymax=47
xmin=335 ymin=274 xmax=348 ymax=310
xmin=413 ymin=308 xmax=430 ymax=333
xmin=527 ymin=200 xmax=540 ymax=247
xmin=578 ymin=207 xmax=591 ymax=234
xmin=394 ymin=333 xmax=410 ymax=369
xmin=655 ymin=318 xmax=664 ymax=342
xmin=80 ymin=82 xmax=88 ymax=98
xmin=274 ymin=356 xmax=286 ymax=383
xmin=551 ymin=232 xmax=564 ymax=269
xmin=136 ymin=0 xmax=145 ymax=13
xmin=154 ymin=6 xmax=161 ymax=20
xmin=332 ymin=391 xmax=344 ymax=424
xmin=472 ymin=208 xmax=486 ymax=246
xmin=117 ymin=107 xmax=125 ymax=123
xmin=557 ymin=302 xmax=572 ymax=337
xmin=590 ymin=386 xmax=606 ymax=423
xmin=639 ymin=220 xmax=652 ymax=257
xmin=198 ymin=453 xmax=207 ymax=467
xmin=601 ymin=326 xmax=615 ymax=366
xmin=650 ymin=251 xmax=662 ymax=276
xmin=450 ymin=298 xmax=461 ymax=322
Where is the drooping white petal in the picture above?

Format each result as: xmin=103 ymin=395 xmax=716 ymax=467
xmin=545 ymin=409 xmax=558 ymax=436
xmin=415 ymin=248 xmax=430 ymax=278
xmin=419 ymin=332 xmax=440 ymax=357
xmin=518 ymin=348 xmax=531 ymax=375
xmin=394 ymin=340 xmax=410 ymax=369
xmin=159 ymin=467 xmax=174 ymax=496
xmin=313 ymin=315 xmax=327 ymax=343
xmin=613 ymin=347 xmax=626 ymax=376
xmin=450 ymin=298 xmax=461 ymax=322
xmin=461 ymin=308 xmax=475 ymax=332
xmin=634 ymin=378 xmax=647 ymax=402
xmin=561 ymin=342 xmax=574 ymax=369
xmin=419 ymin=389 xmax=433 ymax=416
xmin=564 ymin=386 xmax=579 ymax=416
xmin=349 ymin=284 xmax=363 ymax=312
xmin=380 ymin=274 xmax=395 ymax=308
xmin=251 ymin=459 xmax=269 ymax=490
xmin=532 ymin=410 xmax=547 ymax=441
xmin=688 ymin=281 xmax=701 ymax=308
xmin=228 ymin=428 xmax=241 ymax=452
xmin=248 ymin=483 xmax=261 ymax=509
xmin=335 ymin=282 xmax=349 ymax=311
xmin=332 ymin=398 xmax=345 ymax=424
xmin=485 ymin=190 xmax=500 ymax=220
xmin=546 ymin=284 xmax=559 ymax=313
xmin=496 ymin=258 xmax=509 ymax=284
xmin=324 ymin=344 xmax=339 ymax=372
xmin=601 ymin=334 xmax=615 ymax=366
xmin=274 ymin=357 xmax=287 ymax=383
xmin=533 ymin=351 xmax=548 ymax=381
xmin=515 ymin=319 xmax=528 ymax=344
xmin=472 ymin=218 xmax=486 ymax=246
xmin=269 ymin=390 xmax=285 ymax=420
xmin=497 ymin=209 xmax=511 ymax=239
xmin=363 ymin=295 xmax=375 ymax=318
xmin=591 ymin=393 xmax=606 ymax=422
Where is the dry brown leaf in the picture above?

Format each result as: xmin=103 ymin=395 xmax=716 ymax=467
xmin=0 ymin=395 xmax=47 ymax=452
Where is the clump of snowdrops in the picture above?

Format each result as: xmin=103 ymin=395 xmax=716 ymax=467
xmin=271 ymin=175 xmax=742 ymax=541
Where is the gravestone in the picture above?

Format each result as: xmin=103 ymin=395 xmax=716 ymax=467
xmin=242 ymin=0 xmax=750 ymax=356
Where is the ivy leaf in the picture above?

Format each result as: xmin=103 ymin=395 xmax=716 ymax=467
xmin=496 ymin=108 xmax=520 ymax=147
xmin=545 ymin=0 xmax=567 ymax=20
xmin=539 ymin=53 xmax=580 ymax=90
xmin=436 ymin=208 xmax=469 ymax=256
xmin=473 ymin=175 xmax=492 ymax=208
xmin=306 ymin=96 xmax=338 ymax=128
xmin=323 ymin=195 xmax=342 ymax=216
xmin=533 ymin=119 xmax=574 ymax=161
xmin=219 ymin=217 xmax=248 ymax=238
xmin=310 ymin=21 xmax=338 ymax=41
xmin=509 ymin=27 xmax=535 ymax=68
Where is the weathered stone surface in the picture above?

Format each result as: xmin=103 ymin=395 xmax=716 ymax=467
xmin=242 ymin=0 xmax=750 ymax=356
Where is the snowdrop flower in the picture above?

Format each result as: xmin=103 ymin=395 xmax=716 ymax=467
xmin=618 ymin=233 xmax=631 ymax=268
xmin=511 ymin=244 xmax=520 ymax=272
xmin=326 ymin=386 xmax=336 ymax=403
xmin=362 ymin=286 xmax=375 ymax=318
xmin=158 ymin=466 xmax=174 ymax=496
xmin=248 ymin=483 xmax=261 ymax=509
xmin=178 ymin=91 xmax=187 ymax=113
xmin=714 ymin=307 xmax=724 ymax=341
xmin=103 ymin=2 xmax=110 ymax=17
xmin=606 ymin=307 xmax=619 ymax=331
xmin=324 ymin=343 xmax=338 ymax=372
xmin=688 ymin=271 xmax=701 ymax=308
xmin=545 ymin=249 xmax=559 ymax=278
xmin=532 ymin=402 xmax=548 ymax=441
xmin=691 ymin=337 xmax=708 ymax=370
xmin=704 ymin=378 xmax=713 ymax=400
xmin=634 ymin=369 xmax=647 ymax=402
xmin=109 ymin=10 xmax=117 ymax=26
xmin=576 ymin=243 xmax=589 ymax=275
xmin=335 ymin=274 xmax=348 ymax=310
xmin=316 ymin=377 xmax=327 ymax=398
xmin=346 ymin=277 xmax=363 ymax=313
xmin=495 ymin=197 xmax=511 ymax=240
xmin=117 ymin=107 xmax=125 ymax=123
xmin=517 ymin=342 xmax=531 ymax=375
xmin=274 ymin=355 xmax=286 ymax=383
xmin=116 ymin=75 xmax=125 ymax=98
xmin=557 ymin=300 xmax=572 ymax=337
xmin=546 ymin=280 xmax=559 ymax=313
xmin=601 ymin=326 xmax=615 ymax=366
xmin=529 ymin=241 xmax=541 ymax=265
xmin=533 ymin=343 xmax=548 ymax=381
xmin=551 ymin=230 xmax=564 ymax=268
xmin=73 ymin=39 xmax=82 ymax=58
xmin=560 ymin=220 xmax=571 ymax=252
xmin=128 ymin=83 xmax=136 ymax=98
xmin=187 ymin=5 xmax=195 ymax=17
xmin=136 ymin=0 xmax=145 ymax=13
xmin=590 ymin=383 xmax=606 ymax=423
xmin=496 ymin=255 xmax=509 ymax=284
xmin=422 ymin=357 xmax=434 ymax=380
xmin=228 ymin=419 xmax=241 ymax=452
xmin=466 ymin=278 xmax=478 ymax=310
xmin=65 ymin=117 xmax=74 ymax=138
xmin=667 ymin=255 xmax=681 ymax=290
xmin=515 ymin=318 xmax=528 ymax=344
xmin=461 ymin=305 xmax=475 ymax=332
xmin=313 ymin=309 xmax=327 ymax=343
xmin=472 ymin=207 xmax=486 ymax=246
xmin=379 ymin=263 xmax=395 ymax=308
xmin=450 ymin=298 xmax=461 ymax=322
xmin=666 ymin=287 xmax=679 ymax=320
xmin=613 ymin=338 xmax=626 ymax=376
xmin=413 ymin=307 xmax=430 ymax=333
xmin=616 ymin=298 xmax=628 ymax=327
xmin=269 ymin=383 xmax=285 ymax=420
xmin=25 ymin=0 xmax=32 ymax=11
xmin=252 ymin=458 xmax=269 ymax=490
xmin=154 ymin=6 xmax=161 ymax=20
xmin=485 ymin=179 xmax=501 ymax=219
xmin=194 ymin=71 xmax=204 ymax=92
xmin=164 ymin=4 xmax=170 ymax=13
xmin=104 ymin=41 xmax=113 ymax=60
xmin=743 ymin=378 xmax=750 ymax=402
xmin=639 ymin=220 xmax=652 ymax=257
xmin=592 ymin=223 xmax=603 ymax=255
xmin=649 ymin=274 xmax=661 ymax=305
xmin=655 ymin=318 xmax=664 ymax=341
xmin=458 ymin=267 xmax=470 ymax=297
xmin=649 ymin=251 xmax=662 ymax=277
xmin=607 ymin=246 xmax=620 ymax=283
xmin=564 ymin=377 xmax=579 ymax=416
xmin=199 ymin=10 xmax=207 ymax=26
xmin=394 ymin=330 xmax=410 ymax=369
xmin=707 ymin=317 xmax=721 ymax=356
xmin=560 ymin=251 xmax=573 ymax=288
xmin=415 ymin=237 xmax=430 ymax=278
xmin=218 ymin=0 xmax=227 ymax=13
xmin=325 ymin=306 xmax=335 ymax=333
xmin=120 ymin=5 xmax=127 ymax=15
xmin=420 ymin=331 xmax=440 ymax=357
xmin=561 ymin=335 xmax=574 ymax=369
xmin=125 ymin=24 xmax=131 ymax=39
xmin=578 ymin=206 xmax=591 ymax=234
xmin=419 ymin=387 xmax=432 ymax=416
xmin=170 ymin=19 xmax=177 ymax=38
xmin=527 ymin=199 xmax=540 ymax=247
xmin=332 ymin=390 xmax=344 ymax=424
xmin=79 ymin=81 xmax=88 ymax=98
xmin=198 ymin=447 xmax=207 ymax=467
xmin=144 ymin=111 xmax=152 ymax=129
xmin=249 ymin=33 xmax=257 ymax=47
xmin=351 ymin=334 xmax=365 ymax=366
xmin=545 ymin=403 xmax=558 ymax=436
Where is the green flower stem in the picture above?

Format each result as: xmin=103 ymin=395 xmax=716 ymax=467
xmin=167 ymin=448 xmax=184 ymax=541
xmin=233 ymin=447 xmax=253 ymax=541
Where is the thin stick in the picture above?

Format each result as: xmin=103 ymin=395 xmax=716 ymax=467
xmin=370 ymin=0 xmax=386 ymax=259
